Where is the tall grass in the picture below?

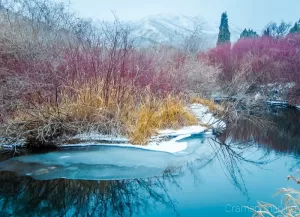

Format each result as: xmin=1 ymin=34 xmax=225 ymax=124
xmin=3 ymin=79 xmax=198 ymax=147
xmin=249 ymin=188 xmax=300 ymax=217
xmin=127 ymin=96 xmax=198 ymax=144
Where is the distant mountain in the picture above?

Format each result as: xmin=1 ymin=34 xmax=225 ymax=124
xmin=130 ymin=15 xmax=243 ymax=50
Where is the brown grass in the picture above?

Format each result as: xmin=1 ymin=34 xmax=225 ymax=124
xmin=5 ymin=80 xmax=198 ymax=147
xmin=127 ymin=96 xmax=198 ymax=145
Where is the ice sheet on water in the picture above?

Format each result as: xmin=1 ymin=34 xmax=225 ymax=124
xmin=0 ymin=161 xmax=167 ymax=180
xmin=0 ymin=146 xmax=180 ymax=180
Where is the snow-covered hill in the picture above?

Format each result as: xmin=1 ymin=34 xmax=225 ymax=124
xmin=130 ymin=14 xmax=243 ymax=50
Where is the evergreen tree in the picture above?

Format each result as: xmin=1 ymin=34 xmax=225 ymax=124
xmin=217 ymin=12 xmax=231 ymax=45
xmin=290 ymin=19 xmax=300 ymax=33
xmin=240 ymin=28 xmax=258 ymax=39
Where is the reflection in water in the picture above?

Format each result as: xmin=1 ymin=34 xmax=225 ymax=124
xmin=0 ymin=109 xmax=299 ymax=216
xmin=186 ymin=137 xmax=274 ymax=198
xmin=221 ymin=108 xmax=300 ymax=154
xmin=0 ymin=136 xmax=274 ymax=216
xmin=220 ymin=108 xmax=300 ymax=171
xmin=0 ymin=171 xmax=181 ymax=217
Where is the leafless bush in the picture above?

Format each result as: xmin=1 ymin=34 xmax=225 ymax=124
xmin=182 ymin=59 xmax=221 ymax=97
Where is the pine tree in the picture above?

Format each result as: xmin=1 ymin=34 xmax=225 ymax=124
xmin=290 ymin=19 xmax=300 ymax=34
xmin=217 ymin=12 xmax=231 ymax=45
xmin=240 ymin=28 xmax=258 ymax=39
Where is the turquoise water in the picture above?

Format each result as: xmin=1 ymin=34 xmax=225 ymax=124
xmin=0 ymin=109 xmax=299 ymax=217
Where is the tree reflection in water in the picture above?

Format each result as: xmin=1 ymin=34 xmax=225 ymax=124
xmin=0 ymin=170 xmax=181 ymax=217
xmin=176 ymin=109 xmax=300 ymax=198
xmin=221 ymin=108 xmax=300 ymax=154
xmin=221 ymin=108 xmax=300 ymax=171
xmin=185 ymin=137 xmax=275 ymax=198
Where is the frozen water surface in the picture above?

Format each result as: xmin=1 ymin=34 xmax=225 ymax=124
xmin=0 ymin=134 xmax=208 ymax=180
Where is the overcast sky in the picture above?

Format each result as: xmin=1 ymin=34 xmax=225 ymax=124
xmin=57 ymin=0 xmax=300 ymax=31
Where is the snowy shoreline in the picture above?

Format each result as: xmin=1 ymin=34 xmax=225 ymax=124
xmin=0 ymin=103 xmax=226 ymax=154
xmin=60 ymin=103 xmax=226 ymax=154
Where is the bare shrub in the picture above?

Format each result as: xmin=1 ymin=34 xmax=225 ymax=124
xmin=181 ymin=58 xmax=221 ymax=97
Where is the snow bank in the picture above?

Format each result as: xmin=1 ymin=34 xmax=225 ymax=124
xmin=189 ymin=103 xmax=226 ymax=129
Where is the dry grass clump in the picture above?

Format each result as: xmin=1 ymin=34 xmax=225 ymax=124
xmin=249 ymin=188 xmax=300 ymax=217
xmin=127 ymin=96 xmax=198 ymax=145
xmin=3 ymin=81 xmax=198 ymax=147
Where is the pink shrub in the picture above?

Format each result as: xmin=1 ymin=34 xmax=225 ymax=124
xmin=60 ymin=48 xmax=185 ymax=94
xmin=207 ymin=35 xmax=300 ymax=83
xmin=0 ymin=42 xmax=189 ymax=122
xmin=205 ymin=34 xmax=300 ymax=103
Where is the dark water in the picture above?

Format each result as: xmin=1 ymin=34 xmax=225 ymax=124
xmin=0 ymin=108 xmax=300 ymax=217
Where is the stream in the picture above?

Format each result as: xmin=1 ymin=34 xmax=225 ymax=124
xmin=0 ymin=108 xmax=299 ymax=217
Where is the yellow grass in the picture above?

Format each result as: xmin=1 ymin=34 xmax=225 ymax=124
xmin=127 ymin=96 xmax=198 ymax=145
xmin=11 ymin=80 xmax=198 ymax=146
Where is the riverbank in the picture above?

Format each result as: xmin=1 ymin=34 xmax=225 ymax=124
xmin=59 ymin=103 xmax=225 ymax=153
xmin=0 ymin=102 xmax=225 ymax=154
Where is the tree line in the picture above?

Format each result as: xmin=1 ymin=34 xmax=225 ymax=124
xmin=217 ymin=12 xmax=300 ymax=45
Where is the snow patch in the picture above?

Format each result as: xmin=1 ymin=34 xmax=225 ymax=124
xmin=267 ymin=100 xmax=288 ymax=106
xmin=62 ymin=133 xmax=191 ymax=154
xmin=158 ymin=125 xmax=208 ymax=137
xmin=189 ymin=103 xmax=226 ymax=129
xmin=72 ymin=133 xmax=129 ymax=143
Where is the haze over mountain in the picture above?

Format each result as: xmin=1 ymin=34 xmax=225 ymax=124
xmin=130 ymin=14 xmax=243 ymax=49
xmin=55 ymin=0 xmax=300 ymax=34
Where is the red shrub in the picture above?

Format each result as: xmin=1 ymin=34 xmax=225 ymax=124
xmin=207 ymin=35 xmax=300 ymax=84
xmin=205 ymin=34 xmax=300 ymax=103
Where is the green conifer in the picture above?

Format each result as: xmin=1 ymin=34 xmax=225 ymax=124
xmin=217 ymin=12 xmax=231 ymax=45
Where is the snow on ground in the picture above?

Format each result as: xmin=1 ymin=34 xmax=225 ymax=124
xmin=63 ymin=131 xmax=196 ymax=154
xmin=72 ymin=133 xmax=129 ymax=143
xmin=189 ymin=103 xmax=226 ymax=129
xmin=267 ymin=100 xmax=289 ymax=107
xmin=0 ymin=139 xmax=24 ymax=150
xmin=63 ymin=103 xmax=225 ymax=154
xmin=296 ymin=105 xmax=300 ymax=110
xmin=158 ymin=126 xmax=208 ymax=137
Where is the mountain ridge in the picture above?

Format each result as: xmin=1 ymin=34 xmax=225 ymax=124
xmin=130 ymin=14 xmax=243 ymax=49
